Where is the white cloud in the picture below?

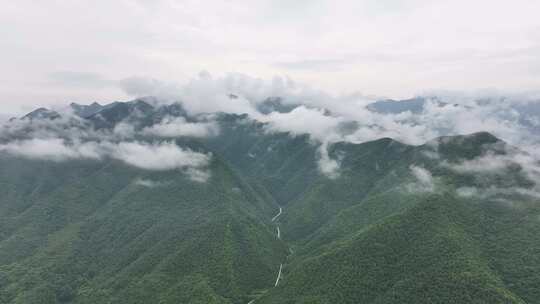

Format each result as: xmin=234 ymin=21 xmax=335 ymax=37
xmin=407 ymin=165 xmax=434 ymax=193
xmin=113 ymin=122 xmax=136 ymax=138
xmin=142 ymin=116 xmax=218 ymax=138
xmin=446 ymin=146 xmax=540 ymax=200
xmin=110 ymin=141 xmax=210 ymax=172
xmin=443 ymin=147 xmax=540 ymax=181
xmin=6 ymin=72 xmax=540 ymax=181
xmin=260 ymin=106 xmax=344 ymax=142
xmin=185 ymin=167 xmax=212 ymax=183
xmin=0 ymin=137 xmax=212 ymax=182
xmin=118 ymin=73 xmax=314 ymax=117
xmin=446 ymin=153 xmax=514 ymax=174
xmin=132 ymin=75 xmax=540 ymax=178
xmin=134 ymin=178 xmax=170 ymax=187
xmin=456 ymin=186 xmax=540 ymax=201
xmin=456 ymin=187 xmax=478 ymax=198
xmin=0 ymin=138 xmax=102 ymax=161
xmin=317 ymin=142 xmax=341 ymax=179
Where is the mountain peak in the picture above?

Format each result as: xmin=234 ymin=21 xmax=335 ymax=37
xmin=366 ymin=96 xmax=448 ymax=114
xmin=128 ymin=98 xmax=155 ymax=110
xmin=367 ymin=97 xmax=427 ymax=114
xmin=425 ymin=131 xmax=505 ymax=160
xmin=21 ymin=107 xmax=61 ymax=120
xmin=435 ymin=131 xmax=501 ymax=146
xmin=70 ymin=102 xmax=104 ymax=118
xmin=256 ymin=97 xmax=299 ymax=114
xmin=85 ymin=99 xmax=155 ymax=128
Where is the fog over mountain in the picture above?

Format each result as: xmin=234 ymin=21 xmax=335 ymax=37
xmin=3 ymin=1 xmax=540 ymax=303
xmin=9 ymin=72 xmax=540 ymax=155
xmin=3 ymin=74 xmax=540 ymax=195
xmin=3 ymin=83 xmax=540 ymax=303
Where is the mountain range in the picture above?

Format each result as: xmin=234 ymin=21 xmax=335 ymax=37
xmin=1 ymin=97 xmax=540 ymax=304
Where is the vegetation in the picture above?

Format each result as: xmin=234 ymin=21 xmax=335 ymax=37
xmin=1 ymin=103 xmax=540 ymax=303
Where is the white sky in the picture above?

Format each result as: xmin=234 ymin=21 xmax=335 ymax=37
xmin=1 ymin=0 xmax=540 ymax=115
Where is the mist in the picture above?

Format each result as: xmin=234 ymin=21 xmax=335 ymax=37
xmin=2 ymin=72 xmax=540 ymax=182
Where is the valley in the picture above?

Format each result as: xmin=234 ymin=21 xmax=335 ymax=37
xmin=1 ymin=99 xmax=540 ymax=303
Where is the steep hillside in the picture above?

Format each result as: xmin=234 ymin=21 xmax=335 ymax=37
xmin=0 ymin=152 xmax=287 ymax=304
xmin=256 ymin=133 xmax=540 ymax=304
xmin=2 ymin=100 xmax=540 ymax=304
xmin=260 ymin=194 xmax=540 ymax=304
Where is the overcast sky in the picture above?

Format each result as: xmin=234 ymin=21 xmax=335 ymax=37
xmin=2 ymin=0 xmax=540 ymax=116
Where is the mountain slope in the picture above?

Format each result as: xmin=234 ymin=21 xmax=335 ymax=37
xmin=254 ymin=133 xmax=540 ymax=304
xmin=0 ymin=151 xmax=286 ymax=304
xmin=2 ymin=101 xmax=540 ymax=304
xmin=260 ymin=194 xmax=539 ymax=304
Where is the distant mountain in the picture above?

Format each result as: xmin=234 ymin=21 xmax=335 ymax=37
xmin=1 ymin=99 xmax=540 ymax=304
xmin=365 ymin=97 xmax=462 ymax=114
xmin=85 ymin=99 xmax=155 ymax=128
xmin=367 ymin=97 xmax=428 ymax=114
xmin=256 ymin=97 xmax=299 ymax=114
xmin=21 ymin=107 xmax=61 ymax=120
xmin=69 ymin=102 xmax=104 ymax=118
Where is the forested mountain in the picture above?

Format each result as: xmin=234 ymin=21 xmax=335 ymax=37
xmin=1 ymin=98 xmax=540 ymax=303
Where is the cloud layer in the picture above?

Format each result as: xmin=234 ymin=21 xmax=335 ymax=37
xmin=3 ymin=71 xmax=540 ymax=182
xmin=130 ymin=73 xmax=540 ymax=179
xmin=0 ymin=138 xmax=101 ymax=162
xmin=0 ymin=138 xmax=212 ymax=182
xmin=142 ymin=116 xmax=218 ymax=138
xmin=407 ymin=165 xmax=435 ymax=193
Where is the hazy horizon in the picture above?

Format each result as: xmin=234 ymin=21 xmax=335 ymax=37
xmin=2 ymin=0 xmax=540 ymax=115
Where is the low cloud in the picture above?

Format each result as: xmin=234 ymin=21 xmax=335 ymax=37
xmin=260 ymin=106 xmax=344 ymax=142
xmin=317 ymin=142 xmax=341 ymax=179
xmin=445 ymin=153 xmax=515 ymax=174
xmin=0 ymin=138 xmax=211 ymax=182
xmin=134 ymin=178 xmax=170 ymax=188
xmin=111 ymin=141 xmax=210 ymax=172
xmin=444 ymin=146 xmax=540 ymax=200
xmin=116 ymin=74 xmax=540 ymax=178
xmin=6 ymin=72 xmax=540 ymax=181
xmin=120 ymin=73 xmax=262 ymax=116
xmin=407 ymin=165 xmax=435 ymax=193
xmin=0 ymin=114 xmax=11 ymax=123
xmin=0 ymin=138 xmax=102 ymax=161
xmin=456 ymin=186 xmax=540 ymax=201
xmin=443 ymin=148 xmax=540 ymax=182
xmin=185 ymin=167 xmax=211 ymax=183
xmin=142 ymin=116 xmax=218 ymax=138
xmin=113 ymin=122 xmax=136 ymax=138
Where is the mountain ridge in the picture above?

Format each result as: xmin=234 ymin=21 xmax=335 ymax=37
xmin=1 ymin=98 xmax=540 ymax=303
